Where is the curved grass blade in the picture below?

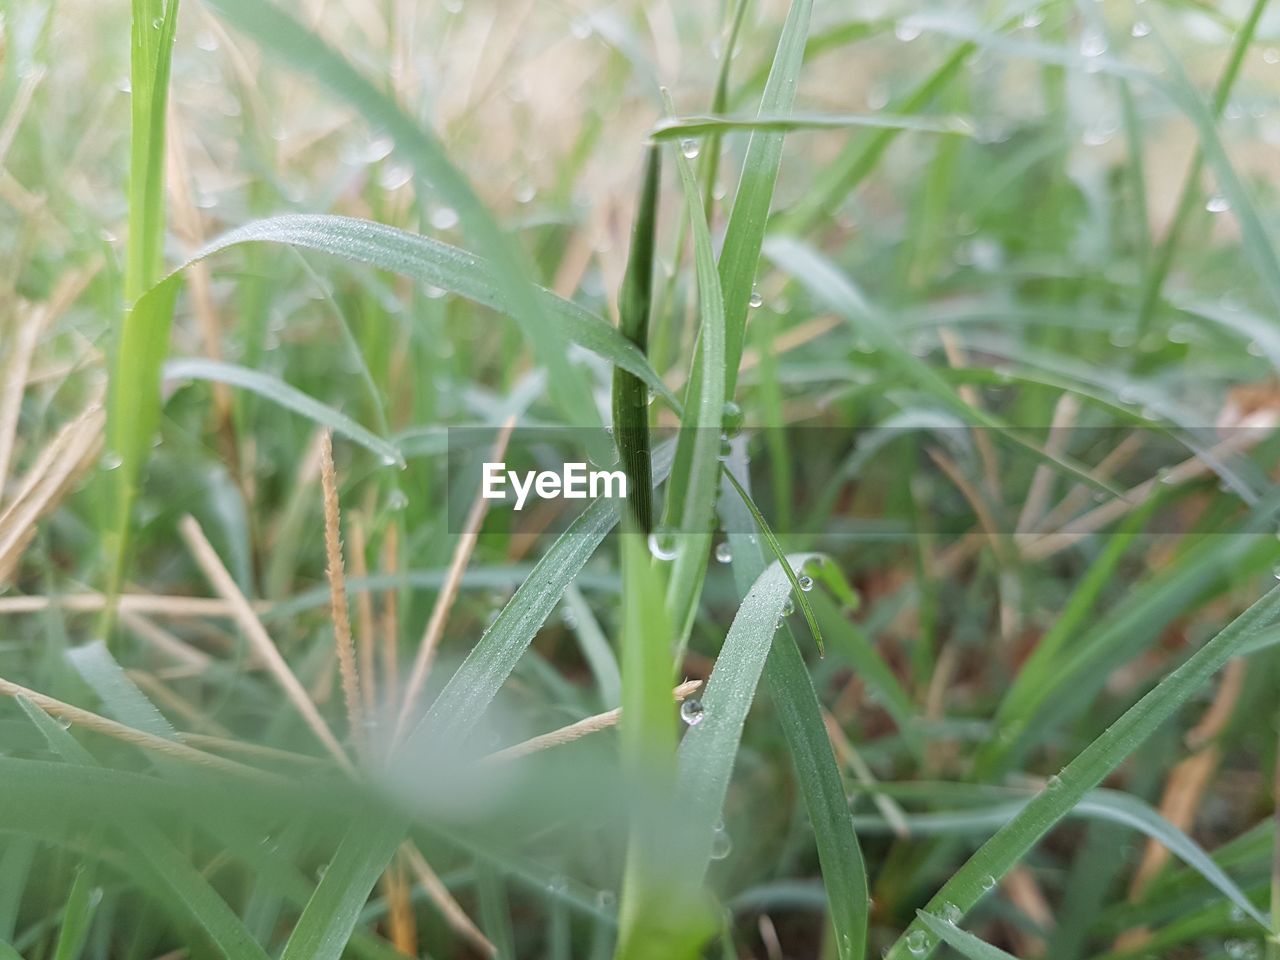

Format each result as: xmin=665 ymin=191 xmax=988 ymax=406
xmin=764 ymin=237 xmax=1120 ymax=498
xmin=185 ymin=214 xmax=673 ymax=405
xmin=720 ymin=465 xmax=823 ymax=655
xmin=164 ymin=358 xmax=404 ymax=468
xmin=719 ymin=449 xmax=868 ymax=960
xmin=660 ymin=94 xmax=727 ymax=653
xmin=915 ymin=912 xmax=1021 ymax=960
xmin=719 ymin=0 xmax=812 ymax=396
xmin=278 ymin=819 xmax=407 ymax=960
xmin=612 ymin=147 xmax=660 ymax=533
xmin=652 ymin=112 xmax=973 ymax=140
xmin=203 ymin=0 xmax=601 ymax=438
xmin=16 ymin=697 xmax=274 ymax=960
xmin=675 ymin=552 xmax=819 ymax=878
xmin=401 ymin=495 xmax=621 ymax=751
xmin=883 ymin=584 xmax=1280 ymax=959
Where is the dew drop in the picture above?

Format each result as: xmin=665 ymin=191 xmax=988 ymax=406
xmin=894 ymin=19 xmax=922 ymax=42
xmin=595 ymin=889 xmax=616 ymax=910
xmin=1131 ymin=20 xmax=1150 ymax=37
xmin=906 ymin=930 xmax=931 ymax=956
xmin=1266 ymin=48 xmax=1280 ymax=64
xmin=151 ymin=17 xmax=163 ymax=29
xmin=101 ymin=451 xmax=123 ymax=471
xmin=798 ymin=575 xmax=814 ymax=592
xmin=680 ymin=698 xmax=705 ymax=726
xmin=721 ymin=400 xmax=744 ymax=437
xmin=1021 ymin=9 xmax=1044 ymax=27
xmin=709 ymin=824 xmax=733 ymax=860
xmin=570 ymin=18 xmax=592 ymax=40
xmin=1080 ymin=30 xmax=1108 ymax=58
xmin=980 ymin=874 xmax=997 ymax=891
xmin=680 ymin=138 xmax=701 ymax=159
xmin=514 ymin=180 xmax=537 ymax=204
xmin=648 ymin=528 xmax=678 ymax=561
xmin=782 ymin=596 xmax=795 ymax=616
xmin=715 ymin=541 xmax=733 ymax=564
xmin=939 ymin=901 xmax=962 ymax=924
xmin=431 ymin=206 xmax=460 ymax=230
xmin=387 ymin=488 xmax=409 ymax=511
xmin=748 ymin=289 xmax=764 ymax=309
xmin=1207 ymin=195 xmax=1231 ymax=214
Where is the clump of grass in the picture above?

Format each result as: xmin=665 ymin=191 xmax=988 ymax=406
xmin=3 ymin=1 xmax=1280 ymax=959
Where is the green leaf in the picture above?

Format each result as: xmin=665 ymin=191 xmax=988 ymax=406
xmin=204 ymin=0 xmax=602 ymax=436
xmin=763 ymin=236 xmax=1119 ymax=498
xmin=165 ymin=358 xmax=405 ymax=468
xmin=190 ymin=214 xmax=674 ymax=406
xmin=66 ymin=640 xmax=176 ymax=739
xmin=652 ymin=112 xmax=972 ymax=140
xmin=719 ymin=0 xmax=814 ymax=395
xmin=883 ymin=583 xmax=1280 ymax=959
xmin=915 ymin=912 xmax=1022 ymax=960
xmin=719 ymin=452 xmax=868 ymax=960
xmin=612 ymin=147 xmax=661 ymax=533
xmin=278 ymin=819 xmax=406 ymax=960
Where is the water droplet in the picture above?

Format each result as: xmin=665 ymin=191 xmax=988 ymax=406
xmin=570 ymin=18 xmax=592 ymax=40
xmin=980 ymin=874 xmax=997 ymax=891
xmin=906 ymin=930 xmax=931 ymax=955
xmin=782 ymin=596 xmax=795 ymax=616
xmin=431 ymin=206 xmax=460 ymax=230
xmin=1265 ymin=48 xmax=1280 ymax=64
xmin=680 ymin=138 xmax=700 ymax=159
xmin=748 ymin=289 xmax=763 ymax=309
xmin=798 ymin=575 xmax=814 ymax=592
xmin=151 ymin=17 xmax=163 ymax=29
xmin=595 ymin=889 xmax=616 ymax=910
xmin=1080 ymin=30 xmax=1108 ymax=58
xmin=57 ymin=716 xmax=72 ymax=730
xmin=709 ymin=824 xmax=732 ymax=859
xmin=195 ymin=31 xmax=219 ymax=51
xmin=1131 ymin=20 xmax=1150 ymax=37
xmin=1247 ymin=339 xmax=1264 ymax=357
xmin=894 ymin=19 xmax=922 ymax=42
xmin=939 ymin=901 xmax=962 ymax=924
xmin=648 ymin=528 xmax=678 ymax=561
xmin=680 ymin=698 xmax=705 ymax=726
xmin=1021 ymin=9 xmax=1044 ymax=27
xmin=387 ymin=488 xmax=409 ymax=511
xmin=715 ymin=541 xmax=733 ymax=564
xmin=101 ymin=451 xmax=123 ymax=471
xmin=514 ymin=180 xmax=536 ymax=204
xmin=1207 ymin=195 xmax=1230 ymax=213
xmin=721 ymin=401 xmax=744 ymax=437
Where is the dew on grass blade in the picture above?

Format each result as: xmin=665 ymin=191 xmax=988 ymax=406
xmin=680 ymin=698 xmax=705 ymax=726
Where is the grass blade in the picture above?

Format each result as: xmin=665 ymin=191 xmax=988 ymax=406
xmin=204 ymin=0 xmax=602 ymax=438
xmin=915 ymin=912 xmax=1021 ymax=960
xmin=719 ymin=451 xmax=868 ymax=960
xmin=719 ymin=0 xmax=813 ymax=395
xmin=884 ymin=584 xmax=1280 ymax=959
xmin=653 ymin=112 xmax=971 ymax=140
xmin=612 ymin=147 xmax=660 ymax=533
xmin=164 ymin=358 xmax=405 ymax=468
xmin=186 ymin=214 xmax=673 ymax=405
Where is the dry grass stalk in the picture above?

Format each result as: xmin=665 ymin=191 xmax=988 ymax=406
xmin=823 ymin=709 xmax=910 ymax=838
xmin=485 ymin=679 xmax=702 ymax=762
xmin=179 ymin=514 xmax=353 ymax=772
xmin=401 ymin=842 xmax=497 ymax=957
xmin=0 ymin=674 xmax=272 ymax=782
xmin=393 ymin=415 xmax=516 ymax=742
xmin=347 ymin=515 xmax=378 ymax=713
xmin=319 ymin=430 xmax=366 ymax=759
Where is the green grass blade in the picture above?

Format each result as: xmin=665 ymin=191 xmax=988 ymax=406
xmin=278 ymin=820 xmax=406 ymax=960
xmin=884 ymin=584 xmax=1280 ymax=959
xmin=204 ymin=0 xmax=601 ymax=436
xmin=652 ymin=112 xmax=972 ymax=140
xmin=718 ymin=0 xmax=812 ymax=397
xmin=164 ymin=358 xmax=405 ymax=468
xmin=66 ymin=640 xmax=176 ymax=739
xmin=1133 ymin=0 xmax=1268 ymax=336
xmin=612 ymin=147 xmax=660 ymax=533
xmin=660 ymin=96 xmax=727 ymax=653
xmin=51 ymin=863 xmax=98 ymax=960
xmin=916 ymin=912 xmax=1021 ymax=960
xmin=402 ymin=496 xmax=620 ymax=751
xmin=764 ymin=236 xmax=1120 ymax=498
xmin=187 ymin=214 xmax=673 ymax=405
xmin=674 ymin=553 xmax=818 ymax=879
xmin=719 ymin=454 xmax=868 ymax=960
